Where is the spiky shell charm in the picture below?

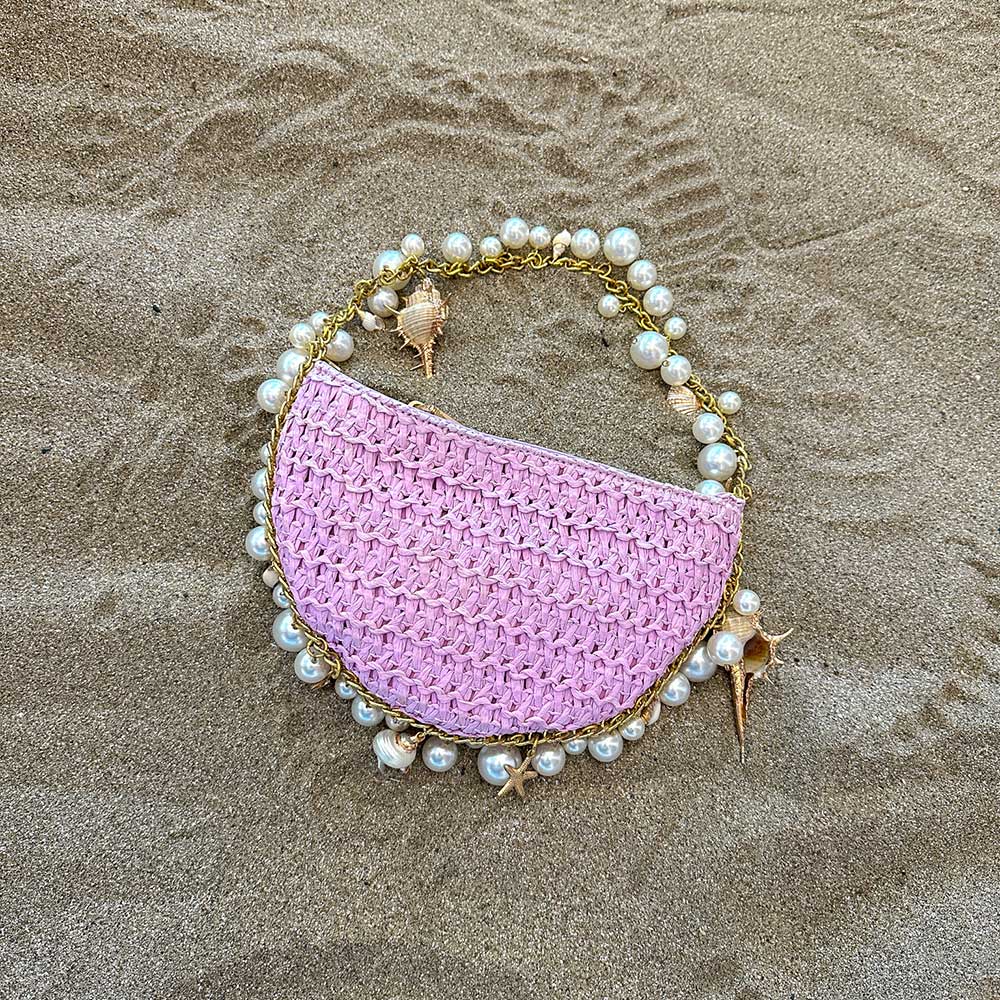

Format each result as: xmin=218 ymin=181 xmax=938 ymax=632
xmin=391 ymin=277 xmax=448 ymax=377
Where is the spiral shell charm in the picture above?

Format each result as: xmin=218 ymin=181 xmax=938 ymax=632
xmin=391 ymin=277 xmax=448 ymax=377
xmin=373 ymin=728 xmax=420 ymax=772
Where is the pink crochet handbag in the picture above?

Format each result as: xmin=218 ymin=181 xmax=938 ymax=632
xmin=270 ymin=362 xmax=744 ymax=740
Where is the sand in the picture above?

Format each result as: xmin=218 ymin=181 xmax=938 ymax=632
xmin=3 ymin=2 xmax=999 ymax=997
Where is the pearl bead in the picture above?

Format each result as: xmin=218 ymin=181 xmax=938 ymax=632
xmin=275 ymin=348 xmax=306 ymax=385
xmin=262 ymin=566 xmax=280 ymax=588
xmin=564 ymin=737 xmax=588 ymax=756
xmin=695 ymin=479 xmax=726 ymax=496
xmin=422 ymin=736 xmax=459 ymax=773
xmin=360 ymin=310 xmax=383 ymax=332
xmin=400 ymin=232 xmax=425 ymax=257
xmin=644 ymin=699 xmax=661 ymax=725
xmin=602 ymin=226 xmax=641 ymax=266
xmin=253 ymin=500 xmax=267 ymax=525
xmin=528 ymin=225 xmax=551 ymax=249
xmin=629 ymin=331 xmax=669 ymax=370
xmin=245 ymin=525 xmax=269 ymax=561
xmin=660 ymin=673 xmax=691 ymax=706
xmin=309 ymin=311 xmax=329 ymax=332
xmin=718 ymin=390 xmax=742 ymax=415
xmin=385 ymin=715 xmax=409 ymax=732
xmin=272 ymin=609 xmax=306 ymax=652
xmin=477 ymin=744 xmax=522 ymax=786
xmin=627 ymin=259 xmax=657 ymax=290
xmin=733 ymin=588 xmax=761 ymax=616
xmin=372 ymin=249 xmax=407 ymax=290
xmin=531 ymin=742 xmax=566 ymax=777
xmin=708 ymin=630 xmax=744 ymax=665
xmin=499 ymin=216 xmax=530 ymax=249
xmin=698 ymin=442 xmax=739 ymax=482
xmin=660 ymin=355 xmax=692 ymax=386
xmin=666 ymin=316 xmax=687 ymax=340
xmin=692 ymin=412 xmax=725 ymax=445
xmin=271 ymin=583 xmax=289 ymax=609
xmin=258 ymin=443 xmax=271 ymax=465
xmin=570 ymin=228 xmax=601 ymax=259
xmin=479 ymin=235 xmax=503 ymax=257
xmin=324 ymin=329 xmax=354 ymax=363
xmin=334 ymin=677 xmax=355 ymax=700
xmin=367 ymin=288 xmax=398 ymax=318
xmin=643 ymin=285 xmax=674 ymax=316
xmin=294 ymin=649 xmax=328 ymax=684
xmin=597 ymin=293 xmax=620 ymax=318
xmin=351 ymin=696 xmax=384 ymax=728
xmin=256 ymin=378 xmax=288 ymax=414
xmin=682 ymin=643 xmax=717 ymax=683
xmin=250 ymin=467 xmax=268 ymax=500
xmin=288 ymin=321 xmax=314 ymax=349
xmin=587 ymin=731 xmax=624 ymax=763
xmin=619 ymin=716 xmax=646 ymax=742
xmin=442 ymin=232 xmax=473 ymax=263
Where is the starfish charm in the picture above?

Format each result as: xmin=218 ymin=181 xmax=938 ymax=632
xmin=497 ymin=757 xmax=538 ymax=800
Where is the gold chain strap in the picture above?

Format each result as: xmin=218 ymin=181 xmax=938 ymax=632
xmin=263 ymin=252 xmax=750 ymax=748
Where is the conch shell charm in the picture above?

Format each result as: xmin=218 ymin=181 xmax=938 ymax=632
xmin=391 ymin=277 xmax=448 ymax=377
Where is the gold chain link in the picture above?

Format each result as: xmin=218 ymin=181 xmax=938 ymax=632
xmin=262 ymin=252 xmax=750 ymax=747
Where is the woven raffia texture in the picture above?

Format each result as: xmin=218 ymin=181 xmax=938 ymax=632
xmin=272 ymin=364 xmax=744 ymax=738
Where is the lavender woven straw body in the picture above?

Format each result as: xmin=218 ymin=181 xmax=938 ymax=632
xmin=271 ymin=363 xmax=744 ymax=739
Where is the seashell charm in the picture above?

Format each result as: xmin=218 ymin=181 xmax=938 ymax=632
xmin=552 ymin=229 xmax=572 ymax=260
xmin=391 ymin=277 xmax=448 ymax=377
xmin=373 ymin=727 xmax=420 ymax=772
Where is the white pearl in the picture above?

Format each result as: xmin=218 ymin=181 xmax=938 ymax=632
xmin=697 ymin=442 xmax=738 ymax=482
xmin=245 ymin=525 xmax=269 ymax=561
xmin=400 ymin=232 xmax=425 ymax=257
xmin=570 ymin=227 xmax=601 ymax=259
xmin=334 ymin=677 xmax=355 ymax=700
xmin=367 ymin=288 xmax=398 ymax=318
xmin=666 ymin=316 xmax=687 ymax=340
xmin=477 ymin=744 xmax=522 ymax=786
xmin=372 ymin=249 xmax=407 ymax=290
xmin=644 ymin=699 xmax=661 ymax=725
xmin=288 ymin=321 xmax=314 ymax=349
xmin=733 ymin=588 xmax=761 ymax=616
xmin=294 ymin=649 xmax=328 ymax=684
xmin=629 ymin=331 xmax=669 ymax=370
xmin=256 ymin=378 xmax=288 ymax=414
xmin=564 ymin=737 xmax=588 ymax=756
xmin=250 ymin=468 xmax=268 ymax=500
xmin=708 ymin=630 xmax=745 ymax=665
xmin=262 ymin=566 xmax=280 ymax=588
xmin=275 ymin=348 xmax=307 ymax=385
xmin=324 ymin=329 xmax=354 ymax=363
xmin=272 ymin=609 xmax=306 ymax=652
xmin=479 ymin=235 xmax=503 ymax=257
xmin=597 ymin=293 xmax=620 ymax=318
xmin=531 ymin=742 xmax=566 ymax=777
xmin=528 ymin=225 xmax=551 ymax=249
xmin=643 ymin=285 xmax=674 ymax=316
xmin=660 ymin=355 xmax=692 ymax=386
xmin=695 ymin=479 xmax=726 ymax=497
xmin=619 ymin=716 xmax=646 ymax=742
xmin=627 ymin=259 xmax=657 ymax=290
xmin=587 ymin=731 xmax=624 ymax=763
xmin=385 ymin=715 xmax=409 ymax=732
xmin=499 ymin=216 xmax=530 ymax=249
xmin=442 ymin=232 xmax=473 ymax=263
xmin=253 ymin=500 xmax=267 ymax=525
xmin=360 ymin=310 xmax=383 ymax=332
xmin=258 ymin=443 xmax=270 ymax=465
xmin=602 ymin=226 xmax=641 ymax=266
xmin=692 ymin=412 xmax=725 ymax=445
xmin=718 ymin=390 xmax=743 ymax=415
xmin=351 ymin=696 xmax=385 ymax=728
xmin=660 ymin=673 xmax=691 ymax=706
xmin=682 ymin=643 xmax=717 ymax=683
xmin=271 ymin=583 xmax=289 ymax=609
xmin=422 ymin=736 xmax=459 ymax=773
xmin=309 ymin=311 xmax=329 ymax=332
